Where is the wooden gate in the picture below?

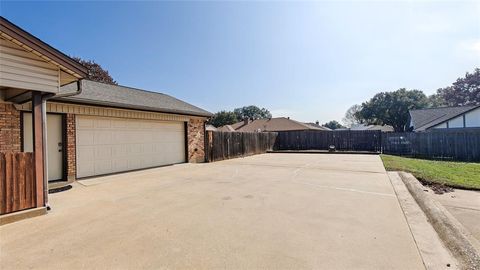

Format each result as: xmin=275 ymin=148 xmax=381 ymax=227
xmin=0 ymin=152 xmax=36 ymax=215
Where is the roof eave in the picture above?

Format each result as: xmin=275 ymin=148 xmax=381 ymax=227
xmin=51 ymin=99 xmax=212 ymax=118
xmin=0 ymin=16 xmax=88 ymax=79
xmin=414 ymin=104 xmax=480 ymax=131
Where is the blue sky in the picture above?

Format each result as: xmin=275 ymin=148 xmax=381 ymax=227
xmin=1 ymin=1 xmax=479 ymax=123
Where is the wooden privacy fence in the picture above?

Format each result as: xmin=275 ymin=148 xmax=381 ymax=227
xmin=274 ymin=130 xmax=382 ymax=152
xmin=206 ymin=131 xmax=278 ymax=162
xmin=0 ymin=152 xmax=36 ymax=215
xmin=382 ymin=129 xmax=480 ymax=162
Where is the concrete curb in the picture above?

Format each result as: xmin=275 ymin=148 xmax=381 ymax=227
xmin=398 ymin=172 xmax=480 ymax=270
xmin=0 ymin=207 xmax=47 ymax=226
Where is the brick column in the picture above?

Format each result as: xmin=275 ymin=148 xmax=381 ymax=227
xmin=187 ymin=118 xmax=206 ymax=163
xmin=66 ymin=114 xmax=76 ymax=181
xmin=0 ymin=103 xmax=21 ymax=152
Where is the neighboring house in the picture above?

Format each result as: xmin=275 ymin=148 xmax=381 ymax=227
xmin=349 ymin=124 xmax=394 ymax=132
xmin=206 ymin=124 xmax=217 ymax=131
xmin=0 ymin=17 xmax=211 ymax=219
xmin=217 ymin=125 xmax=235 ymax=132
xmin=304 ymin=122 xmax=332 ymax=131
xmin=221 ymin=117 xmax=330 ymax=132
xmin=409 ymin=105 xmax=480 ymax=132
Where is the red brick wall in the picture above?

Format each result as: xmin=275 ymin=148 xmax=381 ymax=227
xmin=187 ymin=118 xmax=206 ymax=163
xmin=66 ymin=114 xmax=76 ymax=181
xmin=0 ymin=103 xmax=21 ymax=152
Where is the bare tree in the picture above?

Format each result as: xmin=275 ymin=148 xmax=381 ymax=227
xmin=342 ymin=104 xmax=362 ymax=127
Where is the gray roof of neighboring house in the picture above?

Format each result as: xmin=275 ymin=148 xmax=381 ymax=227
xmin=206 ymin=124 xmax=217 ymax=131
xmin=56 ymin=80 xmax=212 ymax=117
xmin=232 ymin=117 xmax=330 ymax=132
xmin=350 ymin=124 xmax=394 ymax=132
xmin=217 ymin=125 xmax=236 ymax=132
xmin=304 ymin=122 xmax=332 ymax=131
xmin=409 ymin=105 xmax=479 ymax=131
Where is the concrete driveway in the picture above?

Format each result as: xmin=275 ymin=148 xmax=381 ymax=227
xmin=0 ymin=154 xmax=424 ymax=269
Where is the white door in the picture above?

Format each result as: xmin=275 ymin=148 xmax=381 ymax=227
xmin=23 ymin=113 xmax=64 ymax=181
xmin=76 ymin=116 xmax=186 ymax=178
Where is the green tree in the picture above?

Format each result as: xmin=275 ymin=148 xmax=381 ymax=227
xmin=322 ymin=120 xmax=345 ymax=130
xmin=209 ymin=111 xmax=238 ymax=127
xmin=427 ymin=93 xmax=447 ymax=108
xmin=357 ymin=89 xmax=428 ymax=132
xmin=233 ymin=105 xmax=272 ymax=121
xmin=435 ymin=68 xmax=480 ymax=106
xmin=72 ymin=57 xmax=117 ymax=85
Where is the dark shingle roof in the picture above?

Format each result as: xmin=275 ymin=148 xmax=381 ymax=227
xmin=56 ymin=80 xmax=212 ymax=117
xmin=410 ymin=105 xmax=479 ymax=131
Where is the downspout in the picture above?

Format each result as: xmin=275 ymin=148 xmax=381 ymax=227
xmin=41 ymin=80 xmax=83 ymax=210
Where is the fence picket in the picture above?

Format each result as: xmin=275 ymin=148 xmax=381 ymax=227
xmin=0 ymin=152 xmax=36 ymax=215
xmin=206 ymin=131 xmax=278 ymax=162
xmin=382 ymin=129 xmax=480 ymax=162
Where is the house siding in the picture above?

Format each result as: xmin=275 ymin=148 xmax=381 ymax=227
xmin=0 ymin=36 xmax=60 ymax=93
xmin=465 ymin=107 xmax=480 ymax=127
xmin=187 ymin=118 xmax=205 ymax=163
xmin=431 ymin=107 xmax=480 ymax=130
xmin=0 ymin=103 xmax=21 ymax=152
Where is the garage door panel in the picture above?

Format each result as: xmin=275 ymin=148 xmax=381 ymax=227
xmin=111 ymin=145 xmax=127 ymax=156
xmin=94 ymin=130 xmax=112 ymax=145
xmin=128 ymin=159 xmax=141 ymax=170
xmin=95 ymin=146 xmax=112 ymax=159
xmin=112 ymin=159 xmax=128 ymax=171
xmin=95 ymin=118 xmax=112 ymax=128
xmin=78 ymin=160 xmax=94 ymax=177
xmin=77 ymin=130 xmax=94 ymax=146
xmin=95 ymin=160 xmax=112 ymax=175
xmin=77 ymin=115 xmax=186 ymax=178
xmin=112 ymin=119 xmax=127 ymax=129
xmin=78 ymin=146 xmax=95 ymax=160
xmin=77 ymin=117 xmax=94 ymax=128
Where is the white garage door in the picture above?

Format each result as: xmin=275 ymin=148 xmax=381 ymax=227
xmin=76 ymin=115 xmax=186 ymax=178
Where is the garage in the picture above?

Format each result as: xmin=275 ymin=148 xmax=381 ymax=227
xmin=76 ymin=115 xmax=186 ymax=178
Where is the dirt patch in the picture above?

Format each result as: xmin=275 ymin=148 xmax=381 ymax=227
xmin=420 ymin=181 xmax=454 ymax=195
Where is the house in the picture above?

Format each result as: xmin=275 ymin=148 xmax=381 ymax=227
xmin=1 ymin=16 xmax=87 ymax=216
xmin=409 ymin=105 xmax=480 ymax=132
xmin=1 ymin=17 xmax=211 ymax=219
xmin=17 ymin=79 xmax=211 ymax=180
xmin=221 ymin=117 xmax=331 ymax=132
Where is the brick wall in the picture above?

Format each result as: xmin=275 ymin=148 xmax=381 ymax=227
xmin=0 ymin=103 xmax=21 ymax=152
xmin=66 ymin=114 xmax=76 ymax=181
xmin=187 ymin=118 xmax=206 ymax=163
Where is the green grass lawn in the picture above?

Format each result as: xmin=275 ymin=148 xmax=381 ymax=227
xmin=381 ymin=155 xmax=480 ymax=190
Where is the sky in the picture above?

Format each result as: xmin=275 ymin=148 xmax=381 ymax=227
xmin=1 ymin=1 xmax=479 ymax=123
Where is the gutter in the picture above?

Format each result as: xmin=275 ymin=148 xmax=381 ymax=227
xmin=41 ymin=80 xmax=83 ymax=210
